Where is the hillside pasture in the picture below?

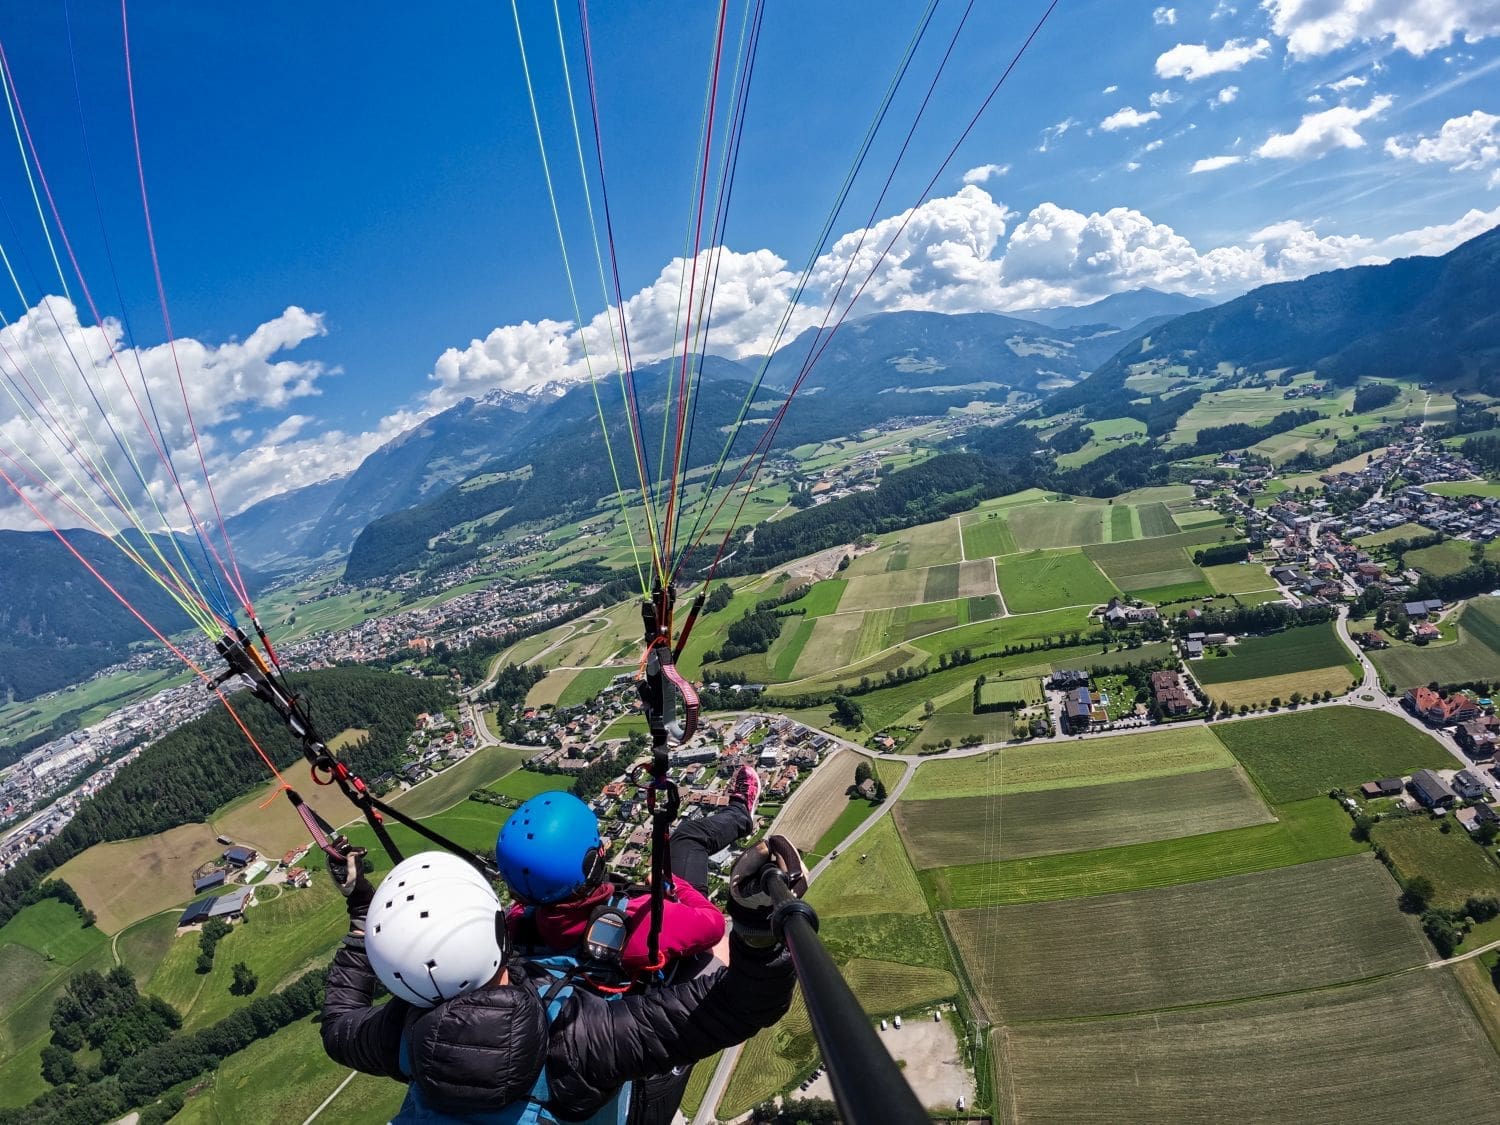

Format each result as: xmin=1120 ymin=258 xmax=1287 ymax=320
xmin=211 ymin=781 xmax=333 ymax=859
xmin=952 ymin=855 xmax=1420 ymax=1021
xmin=792 ymin=613 xmax=867 ymax=675
xmin=1426 ymin=479 xmax=1500 ymax=498
xmin=905 ymin=726 xmax=1234 ymax=800
xmin=995 ymin=549 xmax=1118 ymax=613
xmin=1356 ymin=521 xmax=1430 ymax=547
xmin=1168 ymin=385 xmax=1338 ymax=445
xmin=994 ymin=973 xmax=1500 ymax=1124
xmin=1372 ymin=596 xmax=1500 ymax=688
xmin=0 ymin=899 xmax=108 ymax=1070
xmin=1190 ymin=622 xmax=1355 ymax=685
xmin=556 ymin=666 xmax=619 ymax=708
xmin=894 ymin=767 xmax=1272 ymax=869
xmin=1004 ymin=501 xmax=1109 ymax=550
xmin=923 ymin=797 xmax=1361 ymax=908
xmin=837 ymin=568 xmax=931 ymax=611
xmin=1213 ymin=706 xmax=1454 ymax=803
xmin=56 ymin=822 xmax=223 ymax=934
xmin=392 ymin=743 xmax=528 ymax=818
xmin=960 ymin=512 xmax=1017 ymax=558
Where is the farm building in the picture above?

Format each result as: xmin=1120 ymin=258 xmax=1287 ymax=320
xmin=1049 ymin=669 xmax=1089 ymax=690
xmin=1360 ymin=778 xmax=1404 ymax=799
xmin=286 ymin=867 xmax=312 ymax=888
xmin=176 ymin=886 xmax=257 ymax=928
xmin=1456 ymin=807 xmax=1482 ymax=833
xmin=1402 ymin=599 xmax=1445 ymax=620
xmin=192 ymin=867 xmax=227 ymax=894
xmin=223 ymin=844 xmax=258 ymax=868
xmin=1408 ymin=769 xmax=1457 ymax=810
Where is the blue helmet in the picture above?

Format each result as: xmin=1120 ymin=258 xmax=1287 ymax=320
xmin=495 ymin=790 xmax=606 ymax=904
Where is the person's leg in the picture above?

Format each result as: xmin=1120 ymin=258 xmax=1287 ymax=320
xmin=669 ymin=799 xmax=753 ymax=893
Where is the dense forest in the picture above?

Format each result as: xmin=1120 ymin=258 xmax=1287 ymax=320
xmin=0 ymin=667 xmax=451 ymax=931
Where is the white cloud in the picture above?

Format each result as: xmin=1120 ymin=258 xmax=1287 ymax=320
xmin=1145 ymin=139 xmax=1166 ymax=152
xmin=1257 ymin=95 xmax=1394 ymax=159
xmin=261 ymin=414 xmax=312 ymax=445
xmin=1126 ymin=161 xmax=1143 ymax=172
xmin=1103 ymin=84 xmax=1119 ymax=95
xmin=1215 ymin=85 xmax=1241 ymax=105
xmin=1385 ymin=110 xmax=1500 ymax=176
xmin=1038 ymin=117 xmax=1079 ymax=152
xmin=1156 ymin=37 xmax=1271 ymax=80
xmin=1153 ymin=6 xmax=1177 ymax=25
xmin=1191 ymin=154 xmax=1245 ymax=172
xmin=962 ymin=162 xmax=1011 ymax=185
xmin=1212 ymin=1 xmax=1238 ymax=19
xmin=0 ymin=301 xmax=336 ymax=530
xmin=1149 ymin=89 xmax=1180 ymax=109
xmin=1101 ymin=106 xmax=1162 ymax=131
xmin=1264 ymin=0 xmax=1500 ymax=59
xmin=1328 ymin=74 xmax=1368 ymax=91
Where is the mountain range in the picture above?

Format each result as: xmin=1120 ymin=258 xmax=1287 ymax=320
xmin=4 ymin=247 xmax=1500 ymax=712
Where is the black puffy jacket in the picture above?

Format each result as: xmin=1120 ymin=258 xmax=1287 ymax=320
xmin=321 ymin=935 xmax=795 ymax=1119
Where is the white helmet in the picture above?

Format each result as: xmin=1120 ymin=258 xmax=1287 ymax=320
xmin=365 ymin=852 xmax=508 ymax=1008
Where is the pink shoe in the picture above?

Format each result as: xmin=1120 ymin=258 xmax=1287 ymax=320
xmin=728 ymin=764 xmax=760 ymax=819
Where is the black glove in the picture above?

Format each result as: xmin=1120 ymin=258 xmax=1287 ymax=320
xmin=327 ymin=846 xmax=374 ymax=919
xmin=727 ymin=835 xmax=808 ymax=946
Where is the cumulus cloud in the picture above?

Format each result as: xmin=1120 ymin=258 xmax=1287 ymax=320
xmin=0 ymin=301 xmax=335 ymax=530
xmin=1101 ymin=106 xmax=1162 ymax=131
xmin=1214 ymin=86 xmax=1241 ymax=105
xmin=1149 ymin=89 xmax=1180 ymax=108
xmin=1103 ymin=84 xmax=1119 ymax=95
xmin=1328 ymin=74 xmax=1368 ymax=91
xmin=1257 ymin=95 xmax=1394 ymax=159
xmin=1153 ymin=6 xmax=1177 ymax=25
xmin=1385 ymin=110 xmax=1500 ymax=179
xmin=962 ymin=162 xmax=1011 ymax=184
xmin=1145 ymin=139 xmax=1166 ymax=152
xmin=1264 ymin=0 xmax=1500 ymax=59
xmin=1191 ymin=154 xmax=1245 ymax=172
xmin=1156 ymin=38 xmax=1271 ymax=80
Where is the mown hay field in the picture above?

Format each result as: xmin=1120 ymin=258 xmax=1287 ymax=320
xmin=837 ymin=568 xmax=932 ymax=611
xmin=950 ymin=855 xmax=1421 ymax=1021
xmin=1192 ymin=622 xmax=1354 ymax=684
xmin=996 ymin=549 xmax=1119 ymax=613
xmin=1213 ymin=706 xmax=1453 ymax=803
xmin=1201 ymin=667 xmax=1359 ymax=708
xmin=1369 ymin=814 xmax=1500 ymax=911
xmin=994 ymin=972 xmax=1500 ymax=1124
xmin=393 ymin=743 xmax=528 ymax=818
xmin=1084 ymin=527 xmax=1228 ymax=593
xmin=776 ymin=748 xmax=860 ymax=852
xmin=894 ymin=767 xmax=1272 ymax=868
xmin=922 ymin=797 xmax=1361 ymax=908
xmin=1372 ymin=596 xmax=1500 ymax=689
xmin=1202 ymin=561 xmax=1278 ymax=594
xmin=1406 ymin=538 xmax=1476 ymax=577
xmin=1004 ymin=500 xmax=1112 ymax=550
xmin=56 ymin=821 xmax=223 ymax=934
xmin=0 ymin=899 xmax=109 ymax=1077
xmin=905 ymin=726 xmax=1234 ymax=800
xmin=961 ymin=512 xmax=1017 ymax=558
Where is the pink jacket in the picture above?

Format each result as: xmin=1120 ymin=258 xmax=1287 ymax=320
xmin=506 ymin=879 xmax=725 ymax=973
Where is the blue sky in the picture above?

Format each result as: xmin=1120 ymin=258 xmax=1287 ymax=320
xmin=0 ymin=0 xmax=1497 ymax=527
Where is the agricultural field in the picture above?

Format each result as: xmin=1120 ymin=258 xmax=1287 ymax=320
xmin=1355 ymin=521 xmax=1430 ymax=547
xmin=904 ymin=726 xmax=1235 ymax=800
xmin=1004 ymin=500 xmax=1111 ymax=550
xmin=0 ymin=665 xmax=189 ymax=747
xmin=995 ymin=549 xmax=1118 ymax=613
xmin=526 ymin=665 xmax=586 ymax=707
xmin=56 ymin=821 xmax=224 ymax=934
xmin=1372 ymin=596 xmax=1500 ymax=689
xmin=1202 ymin=561 xmax=1278 ymax=595
xmin=1369 ymin=815 xmax=1500 ymax=911
xmin=806 ymin=798 xmax=881 ymax=862
xmin=1083 ymin=530 xmax=1217 ymax=598
xmin=555 ymin=666 xmax=621 ymax=708
xmin=1406 ymin=538 xmax=1477 ymax=576
xmin=210 ymin=781 xmax=326 ymax=859
xmin=1190 ymin=622 xmax=1357 ymax=689
xmin=950 ymin=856 xmax=1422 ymax=1021
xmin=1213 ymin=706 xmax=1454 ymax=803
xmin=922 ymin=797 xmax=1361 ymax=908
xmin=893 ymin=767 xmax=1272 ymax=868
xmin=994 ymin=972 xmax=1500 ymax=1123
xmin=1199 ymin=666 xmax=1359 ymax=708
xmin=171 ymin=1013 xmax=405 ymax=1124
xmin=960 ymin=511 xmax=1017 ymax=558
xmin=392 ymin=744 xmax=529 ymax=819
xmin=1426 ymin=479 xmax=1500 ymax=499
xmin=1167 ymin=384 xmax=1339 ymax=446
xmin=776 ymin=748 xmax=862 ymax=852
xmin=486 ymin=768 xmax=569 ymax=803
xmin=1055 ymin=417 xmax=1149 ymax=469
xmin=0 ymin=899 xmax=108 ymax=1087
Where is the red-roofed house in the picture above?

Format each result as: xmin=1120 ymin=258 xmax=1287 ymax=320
xmin=1405 ymin=687 xmax=1481 ymax=726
